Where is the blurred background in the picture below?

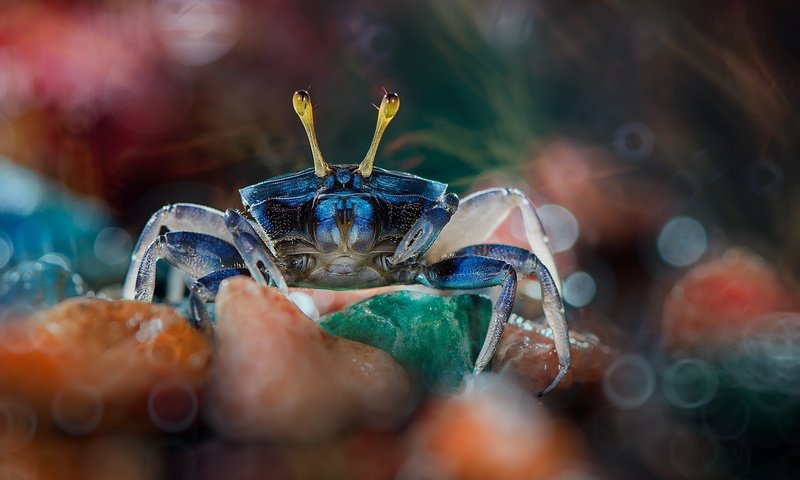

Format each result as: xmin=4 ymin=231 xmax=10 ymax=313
xmin=1 ymin=0 xmax=799 ymax=478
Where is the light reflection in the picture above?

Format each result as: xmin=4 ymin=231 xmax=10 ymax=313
xmin=0 ymin=158 xmax=44 ymax=215
xmin=603 ymin=354 xmax=656 ymax=409
xmin=475 ymin=0 xmax=534 ymax=50
xmin=662 ymin=358 xmax=718 ymax=409
xmin=0 ymin=232 xmax=13 ymax=270
xmin=563 ymin=271 xmax=596 ymax=307
xmin=288 ymin=291 xmax=319 ymax=320
xmin=94 ymin=227 xmax=133 ymax=266
xmin=613 ymin=122 xmax=654 ymax=160
xmin=747 ymin=159 xmax=784 ymax=199
xmin=537 ymin=204 xmax=580 ymax=253
xmin=51 ymin=386 xmax=104 ymax=435
xmin=154 ymin=0 xmax=242 ymax=67
xmin=657 ymin=216 xmax=707 ymax=267
xmin=147 ymin=381 xmax=199 ymax=433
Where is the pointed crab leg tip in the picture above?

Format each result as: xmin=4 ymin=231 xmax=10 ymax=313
xmin=538 ymin=364 xmax=569 ymax=397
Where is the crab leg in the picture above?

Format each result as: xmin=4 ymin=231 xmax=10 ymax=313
xmin=417 ymin=255 xmax=517 ymax=374
xmin=123 ymin=204 xmax=232 ymax=300
xmin=444 ymin=244 xmax=570 ymax=395
xmin=223 ymin=209 xmax=288 ymax=294
xmin=189 ymin=267 xmax=249 ymax=333
xmin=130 ymin=231 xmax=244 ymax=302
xmin=423 ymin=188 xmax=562 ymax=294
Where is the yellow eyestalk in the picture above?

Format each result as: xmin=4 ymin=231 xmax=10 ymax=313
xmin=358 ymin=92 xmax=400 ymax=177
xmin=293 ymin=90 xmax=332 ymax=177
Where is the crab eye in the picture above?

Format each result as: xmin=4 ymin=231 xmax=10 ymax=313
xmin=285 ymin=254 xmax=311 ymax=272
xmin=378 ymin=255 xmax=393 ymax=270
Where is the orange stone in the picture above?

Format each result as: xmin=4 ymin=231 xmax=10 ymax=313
xmin=493 ymin=321 xmax=617 ymax=395
xmin=662 ymin=248 xmax=795 ymax=352
xmin=206 ymin=277 xmax=412 ymax=442
xmin=405 ymin=376 xmax=587 ymax=479
xmin=0 ymin=298 xmax=210 ymax=433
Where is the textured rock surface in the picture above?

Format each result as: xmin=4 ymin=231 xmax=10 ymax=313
xmin=0 ymin=298 xmax=210 ymax=433
xmin=318 ymin=291 xmax=490 ymax=393
xmin=493 ymin=319 xmax=617 ymax=395
xmin=205 ymin=277 xmax=412 ymax=442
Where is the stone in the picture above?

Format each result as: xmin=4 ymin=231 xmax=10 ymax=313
xmin=0 ymin=159 xmax=125 ymax=285
xmin=0 ymin=261 xmax=86 ymax=319
xmin=493 ymin=317 xmax=618 ymax=395
xmin=205 ymin=277 xmax=412 ymax=442
xmin=662 ymin=248 xmax=794 ymax=352
xmin=0 ymin=298 xmax=210 ymax=433
xmin=404 ymin=375 xmax=587 ymax=479
xmin=318 ymin=291 xmax=491 ymax=393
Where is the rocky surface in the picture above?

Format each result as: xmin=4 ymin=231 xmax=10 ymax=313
xmin=662 ymin=248 xmax=795 ymax=352
xmin=0 ymin=298 xmax=210 ymax=434
xmin=318 ymin=290 xmax=490 ymax=393
xmin=205 ymin=277 xmax=413 ymax=442
xmin=493 ymin=317 xmax=618 ymax=395
xmin=404 ymin=375 xmax=587 ymax=479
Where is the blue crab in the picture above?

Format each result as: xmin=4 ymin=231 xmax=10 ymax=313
xmin=122 ymin=90 xmax=570 ymax=394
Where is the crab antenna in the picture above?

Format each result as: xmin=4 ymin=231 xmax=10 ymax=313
xmin=293 ymin=90 xmax=331 ymax=177
xmin=358 ymin=92 xmax=400 ymax=177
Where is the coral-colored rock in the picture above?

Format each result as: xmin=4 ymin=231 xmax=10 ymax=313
xmin=0 ymin=298 xmax=210 ymax=433
xmin=205 ymin=277 xmax=412 ymax=442
xmin=404 ymin=376 xmax=587 ymax=479
xmin=493 ymin=320 xmax=617 ymax=395
xmin=662 ymin=248 xmax=794 ymax=352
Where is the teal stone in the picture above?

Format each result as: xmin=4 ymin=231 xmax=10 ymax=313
xmin=317 ymin=291 xmax=491 ymax=393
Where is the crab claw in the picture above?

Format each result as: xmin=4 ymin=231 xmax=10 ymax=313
xmin=390 ymin=194 xmax=458 ymax=265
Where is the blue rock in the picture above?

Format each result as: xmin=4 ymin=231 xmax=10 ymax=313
xmin=0 ymin=261 xmax=87 ymax=319
xmin=0 ymin=159 xmax=129 ymax=286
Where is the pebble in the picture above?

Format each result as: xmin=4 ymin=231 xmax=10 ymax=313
xmin=0 ymin=298 xmax=210 ymax=434
xmin=205 ymin=277 xmax=412 ymax=442
xmin=493 ymin=318 xmax=617 ymax=396
xmin=318 ymin=291 xmax=491 ymax=393
xmin=402 ymin=375 xmax=587 ymax=479
xmin=662 ymin=248 xmax=794 ymax=352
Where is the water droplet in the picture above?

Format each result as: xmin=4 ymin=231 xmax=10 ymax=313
xmin=147 ymin=381 xmax=199 ymax=432
xmin=603 ymin=354 xmax=655 ymax=409
xmin=0 ymin=397 xmax=37 ymax=447
xmin=154 ymin=0 xmax=242 ymax=67
xmin=563 ymin=271 xmax=596 ymax=307
xmin=613 ymin=122 xmax=654 ymax=160
xmin=51 ymin=387 xmax=104 ymax=435
xmin=475 ymin=0 xmax=534 ymax=50
xmin=702 ymin=391 xmax=750 ymax=439
xmin=0 ymin=159 xmax=44 ymax=215
xmin=0 ymin=232 xmax=13 ymax=270
xmin=663 ymin=358 xmax=718 ymax=409
xmin=94 ymin=227 xmax=133 ymax=266
xmin=657 ymin=216 xmax=707 ymax=267
xmin=538 ymin=204 xmax=580 ymax=253
xmin=747 ymin=159 xmax=783 ymax=199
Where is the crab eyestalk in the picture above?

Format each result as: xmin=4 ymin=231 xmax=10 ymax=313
xmin=358 ymin=92 xmax=400 ymax=178
xmin=293 ymin=90 xmax=332 ymax=177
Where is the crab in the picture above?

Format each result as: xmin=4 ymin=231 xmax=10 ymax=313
xmin=122 ymin=90 xmax=571 ymax=394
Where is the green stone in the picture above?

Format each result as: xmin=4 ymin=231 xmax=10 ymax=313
xmin=317 ymin=291 xmax=491 ymax=393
